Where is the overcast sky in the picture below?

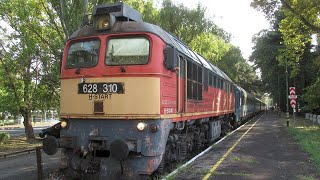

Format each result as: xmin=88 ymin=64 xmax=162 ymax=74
xmin=171 ymin=0 xmax=270 ymax=60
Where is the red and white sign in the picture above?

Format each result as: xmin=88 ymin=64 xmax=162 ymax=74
xmin=289 ymin=86 xmax=296 ymax=108
xmin=290 ymin=99 xmax=296 ymax=108
xmin=289 ymin=95 xmax=297 ymax=99
xmin=289 ymin=87 xmax=295 ymax=95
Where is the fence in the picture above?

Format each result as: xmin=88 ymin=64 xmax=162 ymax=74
xmin=304 ymin=113 xmax=320 ymax=124
xmin=0 ymin=147 xmax=60 ymax=180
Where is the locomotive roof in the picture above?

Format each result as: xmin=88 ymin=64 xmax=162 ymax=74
xmin=70 ymin=20 xmax=233 ymax=83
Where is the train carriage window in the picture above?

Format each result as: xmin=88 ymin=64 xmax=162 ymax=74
xmin=193 ymin=64 xmax=198 ymax=100
xmin=197 ymin=67 xmax=203 ymax=99
xmin=198 ymin=67 xmax=202 ymax=83
xmin=186 ymin=61 xmax=202 ymax=100
xmin=204 ymin=69 xmax=208 ymax=91
xmin=179 ymin=56 xmax=186 ymax=78
xmin=187 ymin=61 xmax=192 ymax=80
xmin=66 ymin=39 xmax=100 ymax=68
xmin=221 ymin=79 xmax=224 ymax=90
xmin=192 ymin=64 xmax=197 ymax=81
xmin=209 ymin=72 xmax=213 ymax=87
xmin=106 ymin=37 xmax=150 ymax=65
xmin=213 ymin=75 xmax=216 ymax=88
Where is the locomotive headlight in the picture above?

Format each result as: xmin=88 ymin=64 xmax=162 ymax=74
xmin=94 ymin=14 xmax=116 ymax=30
xmin=101 ymin=19 xmax=109 ymax=28
xmin=60 ymin=119 xmax=69 ymax=129
xmin=137 ymin=122 xmax=147 ymax=131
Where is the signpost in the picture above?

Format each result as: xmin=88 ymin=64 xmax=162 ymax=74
xmin=289 ymin=87 xmax=296 ymax=126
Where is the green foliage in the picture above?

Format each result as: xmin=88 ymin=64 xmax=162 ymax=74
xmin=302 ymin=77 xmax=320 ymax=113
xmin=251 ymin=1 xmax=320 ymax=112
xmin=155 ymin=0 xmax=230 ymax=44
xmin=190 ymin=33 xmax=231 ymax=62
xmin=0 ymin=0 xmax=62 ymax=111
xmin=250 ymin=30 xmax=285 ymax=103
xmin=0 ymin=132 xmax=10 ymax=144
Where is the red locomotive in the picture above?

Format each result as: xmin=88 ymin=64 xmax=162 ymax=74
xmin=42 ymin=3 xmax=264 ymax=179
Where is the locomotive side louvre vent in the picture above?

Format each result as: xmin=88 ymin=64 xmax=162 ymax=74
xmin=94 ymin=101 xmax=104 ymax=113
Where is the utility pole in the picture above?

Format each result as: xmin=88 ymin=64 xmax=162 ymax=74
xmin=278 ymin=72 xmax=280 ymax=110
xmin=286 ymin=58 xmax=290 ymax=126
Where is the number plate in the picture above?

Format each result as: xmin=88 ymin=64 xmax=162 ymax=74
xmin=78 ymin=83 xmax=124 ymax=94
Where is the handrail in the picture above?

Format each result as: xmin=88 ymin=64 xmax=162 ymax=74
xmin=0 ymin=146 xmax=42 ymax=159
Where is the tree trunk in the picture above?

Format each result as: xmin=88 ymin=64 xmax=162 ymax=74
xmin=22 ymin=111 xmax=35 ymax=140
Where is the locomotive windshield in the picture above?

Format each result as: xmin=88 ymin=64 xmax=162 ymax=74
xmin=105 ymin=37 xmax=149 ymax=65
xmin=66 ymin=39 xmax=100 ymax=68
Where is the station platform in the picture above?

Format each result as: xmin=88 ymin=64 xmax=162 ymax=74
xmin=171 ymin=111 xmax=320 ymax=180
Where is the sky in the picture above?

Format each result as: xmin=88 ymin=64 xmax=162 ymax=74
xmin=171 ymin=0 xmax=270 ymax=60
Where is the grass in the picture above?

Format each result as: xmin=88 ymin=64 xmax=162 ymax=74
xmin=0 ymin=135 xmax=42 ymax=155
xmin=288 ymin=124 xmax=320 ymax=170
xmin=231 ymin=156 xmax=259 ymax=164
xmin=281 ymin=115 xmax=320 ymax=170
xmin=165 ymin=164 xmax=192 ymax=180
xmin=297 ymin=175 xmax=317 ymax=180
xmin=0 ymin=119 xmax=16 ymax=126
xmin=0 ymin=132 xmax=10 ymax=144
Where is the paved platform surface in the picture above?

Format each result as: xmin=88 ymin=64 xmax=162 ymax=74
xmin=173 ymin=111 xmax=320 ymax=180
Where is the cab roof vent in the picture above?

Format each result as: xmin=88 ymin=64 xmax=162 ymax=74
xmin=94 ymin=2 xmax=143 ymax=22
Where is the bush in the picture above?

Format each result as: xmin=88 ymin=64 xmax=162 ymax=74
xmin=0 ymin=132 xmax=10 ymax=144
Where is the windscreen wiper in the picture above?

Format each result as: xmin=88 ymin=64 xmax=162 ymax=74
xmin=110 ymin=45 xmax=126 ymax=73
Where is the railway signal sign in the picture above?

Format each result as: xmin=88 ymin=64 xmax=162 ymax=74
xmin=290 ymin=99 xmax=296 ymax=107
xmin=289 ymin=86 xmax=296 ymax=108
xmin=289 ymin=87 xmax=295 ymax=95
xmin=288 ymin=95 xmax=297 ymax=99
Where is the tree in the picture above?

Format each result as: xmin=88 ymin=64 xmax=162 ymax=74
xmin=189 ymin=33 xmax=231 ymax=62
xmin=155 ymin=0 xmax=230 ymax=44
xmin=250 ymin=16 xmax=319 ymax=112
xmin=0 ymin=0 xmax=67 ymax=139
xmin=251 ymin=0 xmax=319 ymax=71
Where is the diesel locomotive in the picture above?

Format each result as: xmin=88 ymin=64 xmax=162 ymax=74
xmin=42 ymin=2 xmax=265 ymax=179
